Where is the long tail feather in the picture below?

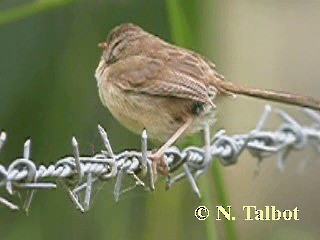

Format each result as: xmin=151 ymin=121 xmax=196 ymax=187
xmin=216 ymin=81 xmax=320 ymax=111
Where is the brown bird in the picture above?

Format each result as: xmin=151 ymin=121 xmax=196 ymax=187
xmin=95 ymin=23 xmax=320 ymax=179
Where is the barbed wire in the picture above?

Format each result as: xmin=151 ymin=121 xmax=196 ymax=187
xmin=0 ymin=105 xmax=319 ymax=213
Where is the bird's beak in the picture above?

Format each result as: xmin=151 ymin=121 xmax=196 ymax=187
xmin=98 ymin=42 xmax=108 ymax=50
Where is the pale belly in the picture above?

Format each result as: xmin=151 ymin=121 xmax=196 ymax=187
xmin=98 ymin=82 xmax=180 ymax=142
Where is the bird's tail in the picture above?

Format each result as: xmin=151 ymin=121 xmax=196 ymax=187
xmin=214 ymin=80 xmax=320 ymax=111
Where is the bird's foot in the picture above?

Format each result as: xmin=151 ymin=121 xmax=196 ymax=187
xmin=149 ymin=149 xmax=169 ymax=183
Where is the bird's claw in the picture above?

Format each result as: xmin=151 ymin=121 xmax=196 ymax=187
xmin=149 ymin=150 xmax=169 ymax=183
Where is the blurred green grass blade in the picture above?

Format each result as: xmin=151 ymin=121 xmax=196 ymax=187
xmin=200 ymin=173 xmax=219 ymax=240
xmin=166 ymin=0 xmax=218 ymax=239
xmin=212 ymin=163 xmax=237 ymax=239
xmin=166 ymin=0 xmax=237 ymax=239
xmin=0 ymin=0 xmax=78 ymax=25
xmin=166 ymin=0 xmax=195 ymax=48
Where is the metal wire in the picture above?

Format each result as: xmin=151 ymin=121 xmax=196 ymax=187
xmin=0 ymin=105 xmax=320 ymax=213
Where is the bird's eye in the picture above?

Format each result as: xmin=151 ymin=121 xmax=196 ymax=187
xmin=107 ymin=54 xmax=117 ymax=65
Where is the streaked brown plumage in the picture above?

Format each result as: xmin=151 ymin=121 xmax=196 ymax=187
xmin=95 ymin=23 xmax=320 ymax=177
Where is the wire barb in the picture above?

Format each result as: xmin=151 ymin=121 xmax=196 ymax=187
xmin=0 ymin=105 xmax=320 ymax=212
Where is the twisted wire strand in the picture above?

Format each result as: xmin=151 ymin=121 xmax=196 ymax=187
xmin=0 ymin=105 xmax=319 ymax=212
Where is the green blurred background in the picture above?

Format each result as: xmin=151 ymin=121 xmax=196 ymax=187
xmin=1 ymin=1 xmax=320 ymax=239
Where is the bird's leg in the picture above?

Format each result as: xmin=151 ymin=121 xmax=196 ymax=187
xmin=149 ymin=118 xmax=193 ymax=181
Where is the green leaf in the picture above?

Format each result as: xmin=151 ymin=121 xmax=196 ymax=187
xmin=0 ymin=0 xmax=78 ymax=26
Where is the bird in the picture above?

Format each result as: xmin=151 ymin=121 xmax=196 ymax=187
xmin=95 ymin=23 xmax=320 ymax=180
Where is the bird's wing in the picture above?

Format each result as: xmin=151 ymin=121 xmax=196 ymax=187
xmin=108 ymin=54 xmax=216 ymax=105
